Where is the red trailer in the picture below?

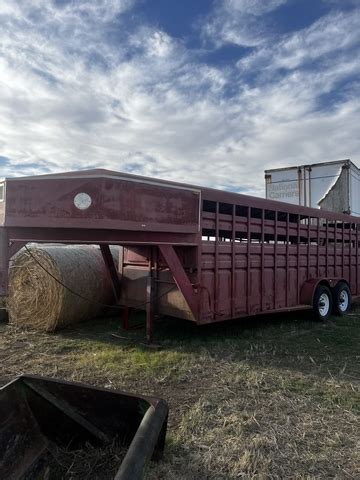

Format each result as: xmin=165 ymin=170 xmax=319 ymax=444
xmin=0 ymin=169 xmax=357 ymax=341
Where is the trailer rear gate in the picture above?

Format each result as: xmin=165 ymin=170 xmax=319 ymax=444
xmin=0 ymin=169 xmax=358 ymax=341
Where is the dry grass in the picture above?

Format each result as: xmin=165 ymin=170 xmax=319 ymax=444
xmin=1 ymin=308 xmax=359 ymax=479
xmin=39 ymin=440 xmax=126 ymax=480
xmin=147 ymin=363 xmax=359 ymax=479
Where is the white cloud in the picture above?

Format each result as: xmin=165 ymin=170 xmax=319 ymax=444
xmin=238 ymin=9 xmax=360 ymax=72
xmin=0 ymin=0 xmax=359 ymax=197
xmin=224 ymin=0 xmax=287 ymax=16
xmin=145 ymin=31 xmax=174 ymax=58
xmin=0 ymin=0 xmax=133 ymax=23
xmin=202 ymin=0 xmax=288 ymax=48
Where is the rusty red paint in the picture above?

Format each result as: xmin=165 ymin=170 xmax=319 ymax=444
xmin=1 ymin=169 xmax=360 ymax=328
xmin=4 ymin=175 xmax=200 ymax=233
xmin=0 ymin=227 xmax=8 ymax=296
xmin=158 ymin=244 xmax=199 ymax=319
xmin=100 ymin=244 xmax=121 ymax=301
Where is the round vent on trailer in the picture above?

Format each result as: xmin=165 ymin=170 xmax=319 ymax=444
xmin=74 ymin=192 xmax=92 ymax=210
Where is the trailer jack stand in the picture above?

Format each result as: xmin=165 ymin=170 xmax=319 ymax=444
xmin=146 ymin=275 xmax=155 ymax=344
xmin=121 ymin=302 xmax=159 ymax=347
xmin=121 ymin=308 xmax=145 ymax=331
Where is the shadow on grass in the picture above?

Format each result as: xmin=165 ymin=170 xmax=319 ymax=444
xmin=57 ymin=306 xmax=360 ymax=383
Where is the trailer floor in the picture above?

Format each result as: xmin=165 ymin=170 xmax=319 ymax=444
xmin=0 ymin=309 xmax=359 ymax=479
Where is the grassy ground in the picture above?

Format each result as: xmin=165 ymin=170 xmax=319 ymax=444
xmin=0 ymin=308 xmax=359 ymax=479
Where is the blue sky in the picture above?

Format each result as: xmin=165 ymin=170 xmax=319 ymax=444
xmin=0 ymin=0 xmax=359 ymax=195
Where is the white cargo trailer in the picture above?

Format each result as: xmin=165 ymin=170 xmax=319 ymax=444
xmin=265 ymin=159 xmax=360 ymax=216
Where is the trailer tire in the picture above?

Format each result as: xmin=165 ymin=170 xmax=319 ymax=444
xmin=313 ymin=285 xmax=332 ymax=321
xmin=332 ymin=282 xmax=351 ymax=316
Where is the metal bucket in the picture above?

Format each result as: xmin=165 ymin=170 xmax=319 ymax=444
xmin=0 ymin=375 xmax=168 ymax=479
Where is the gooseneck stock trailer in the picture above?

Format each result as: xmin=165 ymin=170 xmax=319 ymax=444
xmin=0 ymin=169 xmax=358 ymax=341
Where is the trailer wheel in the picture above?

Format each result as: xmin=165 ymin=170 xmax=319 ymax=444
xmin=313 ymin=285 xmax=332 ymax=321
xmin=332 ymin=282 xmax=351 ymax=316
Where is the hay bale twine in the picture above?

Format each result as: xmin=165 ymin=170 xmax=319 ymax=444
xmin=8 ymin=245 xmax=118 ymax=332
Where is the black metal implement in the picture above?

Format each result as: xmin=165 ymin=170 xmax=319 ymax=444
xmin=0 ymin=375 xmax=168 ymax=479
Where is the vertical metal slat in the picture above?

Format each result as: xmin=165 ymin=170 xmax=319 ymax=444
xmin=317 ymin=217 xmax=320 ymax=278
xmin=325 ymin=219 xmax=328 ymax=277
xmin=349 ymin=223 xmax=352 ymax=291
xmin=342 ymin=222 xmax=345 ymax=279
xmin=274 ymin=211 xmax=278 ymax=310
xmin=334 ymin=221 xmax=337 ymax=277
xmin=261 ymin=209 xmax=265 ymax=312
xmin=215 ymin=202 xmax=219 ymax=319
xmin=286 ymin=213 xmax=289 ymax=307
xmin=247 ymin=207 xmax=251 ymax=315
xmin=231 ymin=204 xmax=236 ymax=318
xmin=297 ymin=215 xmax=300 ymax=305
xmin=307 ymin=216 xmax=311 ymax=281
xmin=356 ymin=225 xmax=359 ymax=295
xmin=0 ymin=227 xmax=9 ymax=297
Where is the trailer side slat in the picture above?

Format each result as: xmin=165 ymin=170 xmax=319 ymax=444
xmin=286 ymin=213 xmax=289 ymax=308
xmin=231 ymin=204 xmax=236 ymax=318
xmin=274 ymin=212 xmax=278 ymax=310
xmin=261 ymin=209 xmax=265 ymax=312
xmin=215 ymin=202 xmax=219 ymax=318
xmin=247 ymin=208 xmax=251 ymax=314
xmin=357 ymin=225 xmax=359 ymax=295
xmin=342 ymin=222 xmax=345 ymax=279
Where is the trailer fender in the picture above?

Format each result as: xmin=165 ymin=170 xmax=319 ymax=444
xmin=300 ymin=278 xmax=343 ymax=306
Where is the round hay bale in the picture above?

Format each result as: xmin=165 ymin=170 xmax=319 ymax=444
xmin=8 ymin=245 xmax=118 ymax=332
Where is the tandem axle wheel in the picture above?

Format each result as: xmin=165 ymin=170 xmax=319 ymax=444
xmin=313 ymin=282 xmax=351 ymax=321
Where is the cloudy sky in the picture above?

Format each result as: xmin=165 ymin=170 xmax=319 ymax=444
xmin=0 ymin=0 xmax=359 ymax=196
